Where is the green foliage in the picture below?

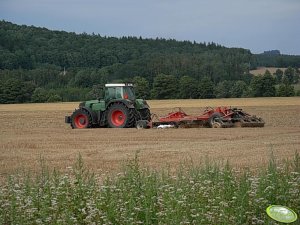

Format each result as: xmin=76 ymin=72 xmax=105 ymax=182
xmin=133 ymin=76 xmax=150 ymax=99
xmin=31 ymin=88 xmax=49 ymax=103
xmin=0 ymin=153 xmax=299 ymax=224
xmin=214 ymin=81 xmax=233 ymax=98
xmin=250 ymin=72 xmax=276 ymax=97
xmin=0 ymin=78 xmax=35 ymax=103
xmin=230 ymin=80 xmax=248 ymax=98
xmin=274 ymin=69 xmax=283 ymax=84
xmin=284 ymin=67 xmax=294 ymax=85
xmin=261 ymin=73 xmax=276 ymax=97
xmin=253 ymin=54 xmax=300 ymax=68
xmin=86 ymin=84 xmax=104 ymax=99
xmin=56 ymin=87 xmax=90 ymax=102
xmin=31 ymin=88 xmax=62 ymax=103
xmin=213 ymin=80 xmax=249 ymax=99
xmin=47 ymin=92 xmax=62 ymax=103
xmin=198 ymin=77 xmax=215 ymax=99
xmin=276 ymin=84 xmax=295 ymax=97
xmin=0 ymin=20 xmax=299 ymax=103
xmin=72 ymin=70 xmax=96 ymax=88
xmin=151 ymin=74 xmax=178 ymax=99
xmin=294 ymin=68 xmax=300 ymax=84
xmin=294 ymin=84 xmax=300 ymax=96
xmin=178 ymin=76 xmax=198 ymax=99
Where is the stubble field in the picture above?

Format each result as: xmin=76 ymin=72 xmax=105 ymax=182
xmin=0 ymin=97 xmax=300 ymax=179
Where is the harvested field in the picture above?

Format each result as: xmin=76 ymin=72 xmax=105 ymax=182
xmin=0 ymin=97 xmax=300 ymax=179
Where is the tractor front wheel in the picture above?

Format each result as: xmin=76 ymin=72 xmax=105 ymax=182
xmin=107 ymin=103 xmax=135 ymax=128
xmin=71 ymin=109 xmax=92 ymax=129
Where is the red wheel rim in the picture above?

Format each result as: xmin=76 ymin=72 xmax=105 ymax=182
xmin=74 ymin=114 xmax=88 ymax=128
xmin=111 ymin=110 xmax=126 ymax=127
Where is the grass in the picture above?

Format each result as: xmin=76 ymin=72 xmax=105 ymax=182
xmin=0 ymin=153 xmax=299 ymax=224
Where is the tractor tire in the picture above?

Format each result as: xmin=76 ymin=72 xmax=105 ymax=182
xmin=139 ymin=108 xmax=151 ymax=121
xmin=107 ymin=103 xmax=136 ymax=128
xmin=71 ymin=109 xmax=92 ymax=129
xmin=208 ymin=112 xmax=222 ymax=128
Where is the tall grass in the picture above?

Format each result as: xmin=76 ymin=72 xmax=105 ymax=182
xmin=0 ymin=153 xmax=299 ymax=224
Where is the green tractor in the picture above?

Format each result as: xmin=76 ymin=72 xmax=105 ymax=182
xmin=65 ymin=83 xmax=151 ymax=128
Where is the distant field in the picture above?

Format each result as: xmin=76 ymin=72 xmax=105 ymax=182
xmin=0 ymin=97 xmax=300 ymax=179
xmin=250 ymin=67 xmax=287 ymax=75
xmin=1 ymin=97 xmax=299 ymax=111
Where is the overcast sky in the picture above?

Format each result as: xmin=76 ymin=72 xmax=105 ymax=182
xmin=1 ymin=0 xmax=300 ymax=55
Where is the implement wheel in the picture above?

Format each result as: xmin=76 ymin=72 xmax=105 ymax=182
xmin=212 ymin=121 xmax=222 ymax=128
xmin=71 ymin=109 xmax=92 ymax=129
xmin=107 ymin=103 xmax=135 ymax=128
xmin=209 ymin=112 xmax=222 ymax=128
xmin=136 ymin=120 xmax=148 ymax=129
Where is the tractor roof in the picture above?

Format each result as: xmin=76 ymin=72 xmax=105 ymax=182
xmin=105 ymin=83 xmax=133 ymax=87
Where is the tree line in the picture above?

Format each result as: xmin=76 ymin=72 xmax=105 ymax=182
xmin=1 ymin=67 xmax=299 ymax=103
xmin=0 ymin=20 xmax=299 ymax=103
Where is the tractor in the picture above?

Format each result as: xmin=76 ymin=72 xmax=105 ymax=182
xmin=65 ymin=83 xmax=150 ymax=128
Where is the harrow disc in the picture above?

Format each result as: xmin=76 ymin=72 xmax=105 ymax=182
xmin=240 ymin=117 xmax=265 ymax=127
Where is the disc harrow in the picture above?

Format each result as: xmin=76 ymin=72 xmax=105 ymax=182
xmin=136 ymin=106 xmax=264 ymax=129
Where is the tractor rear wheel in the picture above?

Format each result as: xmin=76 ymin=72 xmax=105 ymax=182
xmin=71 ymin=109 xmax=92 ymax=129
xmin=139 ymin=108 xmax=151 ymax=121
xmin=107 ymin=103 xmax=136 ymax=128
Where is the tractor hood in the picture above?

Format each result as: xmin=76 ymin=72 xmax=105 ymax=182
xmin=80 ymin=100 xmax=99 ymax=108
xmin=135 ymin=99 xmax=149 ymax=110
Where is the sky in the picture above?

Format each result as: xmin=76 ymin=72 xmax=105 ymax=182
xmin=1 ymin=0 xmax=300 ymax=55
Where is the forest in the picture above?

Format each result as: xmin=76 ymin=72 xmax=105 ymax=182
xmin=0 ymin=20 xmax=300 ymax=103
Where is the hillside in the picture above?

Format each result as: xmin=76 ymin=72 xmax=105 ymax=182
xmin=0 ymin=20 xmax=299 ymax=103
xmin=253 ymin=53 xmax=300 ymax=68
xmin=0 ymin=20 xmax=251 ymax=76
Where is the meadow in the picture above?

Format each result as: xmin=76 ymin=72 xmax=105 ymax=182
xmin=0 ymin=97 xmax=300 ymax=224
xmin=0 ymin=153 xmax=299 ymax=224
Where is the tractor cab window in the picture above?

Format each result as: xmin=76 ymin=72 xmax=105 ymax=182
xmin=123 ymin=86 xmax=135 ymax=101
xmin=115 ymin=87 xmax=123 ymax=98
xmin=105 ymin=86 xmax=135 ymax=101
xmin=105 ymin=87 xmax=116 ymax=100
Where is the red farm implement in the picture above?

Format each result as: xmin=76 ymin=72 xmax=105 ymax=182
xmin=136 ymin=106 xmax=265 ymax=129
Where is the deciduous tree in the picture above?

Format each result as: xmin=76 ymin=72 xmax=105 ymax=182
xmin=178 ymin=76 xmax=198 ymax=99
xmin=151 ymin=74 xmax=178 ymax=99
xmin=198 ymin=77 xmax=215 ymax=99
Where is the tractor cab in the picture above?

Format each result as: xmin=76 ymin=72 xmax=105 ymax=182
xmin=104 ymin=83 xmax=135 ymax=102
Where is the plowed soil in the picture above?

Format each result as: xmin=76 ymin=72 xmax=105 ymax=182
xmin=0 ymin=97 xmax=299 ymax=178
